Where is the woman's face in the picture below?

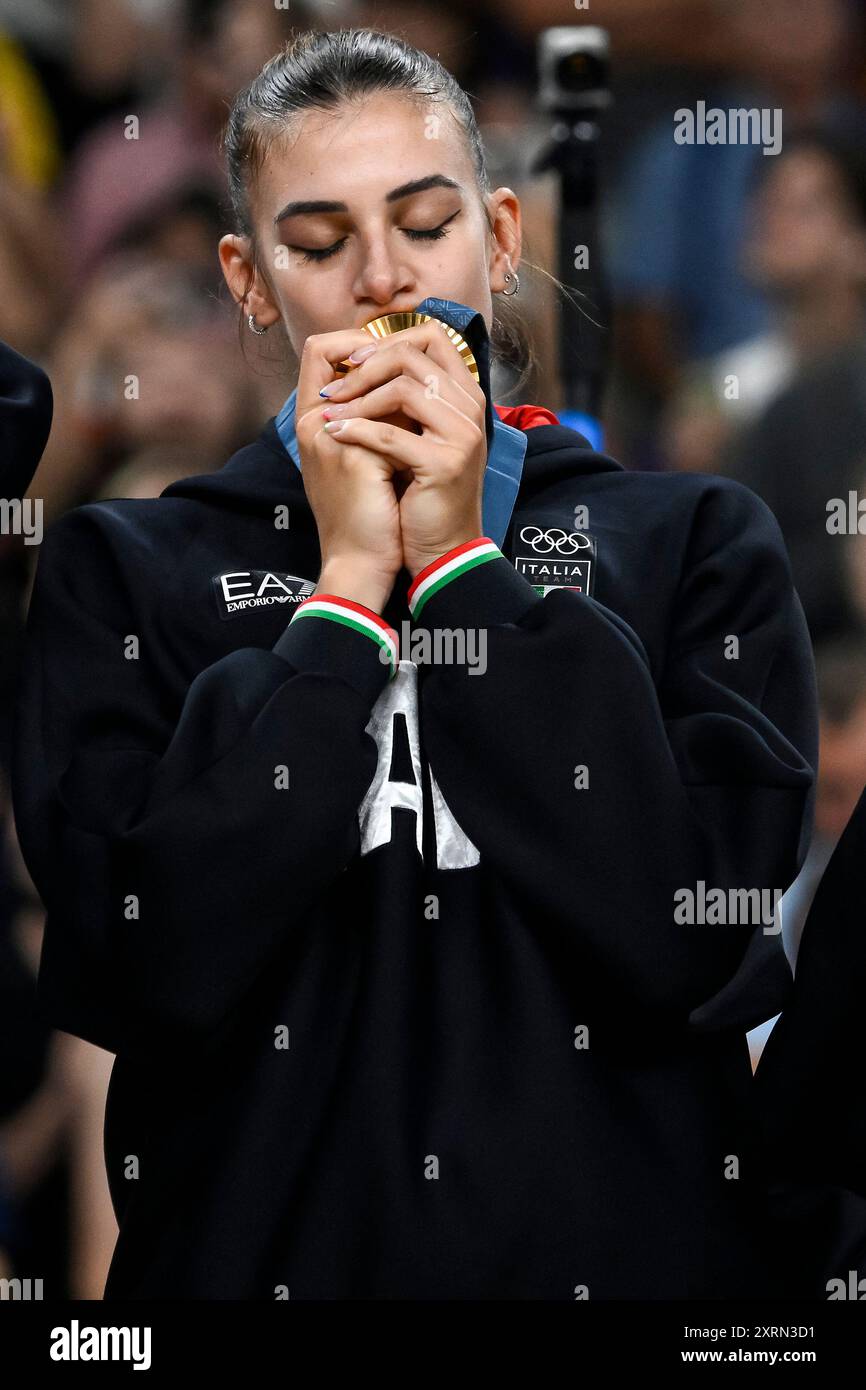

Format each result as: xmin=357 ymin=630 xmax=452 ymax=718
xmin=219 ymin=92 xmax=520 ymax=356
xmin=744 ymin=147 xmax=866 ymax=294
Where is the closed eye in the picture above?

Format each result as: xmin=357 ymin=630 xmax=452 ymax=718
xmin=287 ymin=210 xmax=461 ymax=264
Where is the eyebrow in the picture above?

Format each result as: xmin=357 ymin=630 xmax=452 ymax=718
xmin=272 ymin=174 xmax=463 ymax=225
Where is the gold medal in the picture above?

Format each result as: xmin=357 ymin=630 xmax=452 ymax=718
xmin=333 ymin=311 xmax=480 ymax=380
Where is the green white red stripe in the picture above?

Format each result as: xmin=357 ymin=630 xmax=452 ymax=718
xmin=290 ymin=594 xmax=398 ymax=674
xmin=408 ymin=537 xmax=501 ymax=618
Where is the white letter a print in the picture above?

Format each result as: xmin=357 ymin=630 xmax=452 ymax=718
xmin=357 ymin=661 xmax=480 ymax=869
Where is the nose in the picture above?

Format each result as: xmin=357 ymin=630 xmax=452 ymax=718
xmin=353 ymin=233 xmax=415 ymax=308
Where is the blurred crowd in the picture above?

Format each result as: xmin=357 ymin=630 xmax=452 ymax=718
xmin=1 ymin=0 xmax=866 ymax=1298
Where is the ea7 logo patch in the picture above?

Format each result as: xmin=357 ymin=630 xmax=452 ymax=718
xmin=212 ymin=569 xmax=315 ymax=620
xmin=513 ymin=525 xmax=596 ymax=597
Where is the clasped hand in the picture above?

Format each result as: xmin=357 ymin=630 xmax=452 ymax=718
xmin=295 ymin=322 xmax=488 ymax=601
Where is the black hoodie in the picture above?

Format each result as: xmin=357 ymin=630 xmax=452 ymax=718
xmin=11 ymin=412 xmax=818 ymax=1300
xmin=0 ymin=338 xmax=53 ymax=501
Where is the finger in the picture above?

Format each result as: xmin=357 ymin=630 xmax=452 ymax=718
xmin=356 ymin=323 xmax=481 ymax=400
xmin=324 ymin=374 xmax=483 ymax=437
xmin=323 ymin=399 xmax=483 ymax=474
xmin=324 ymin=341 xmax=486 ymax=433
xmin=322 ymin=324 xmax=486 ymax=414
xmin=296 ymin=329 xmax=385 ymax=419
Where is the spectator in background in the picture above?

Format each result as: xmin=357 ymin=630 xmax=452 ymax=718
xmin=698 ymin=132 xmax=866 ymax=645
xmin=27 ymin=251 xmax=263 ymax=525
xmin=605 ymin=0 xmax=862 ymax=469
xmin=0 ymin=0 xmax=179 ymax=160
xmin=58 ymin=0 xmax=314 ymax=284
xmin=666 ymin=128 xmax=866 ymax=470
xmin=656 ymin=131 xmax=866 ymax=644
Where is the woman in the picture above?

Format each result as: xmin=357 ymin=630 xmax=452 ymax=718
xmin=12 ymin=29 xmax=818 ymax=1300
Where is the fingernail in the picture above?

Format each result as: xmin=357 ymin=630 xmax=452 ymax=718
xmin=322 ymin=402 xmax=347 ymax=417
xmin=348 ymin=344 xmax=377 ymax=363
xmin=319 ymin=384 xmax=337 ymax=397
xmin=323 ymin=419 xmax=348 ymax=433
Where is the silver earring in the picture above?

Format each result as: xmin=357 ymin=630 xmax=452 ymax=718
xmin=248 ymin=312 xmax=268 ymax=335
xmin=502 ymin=271 xmax=520 ymax=297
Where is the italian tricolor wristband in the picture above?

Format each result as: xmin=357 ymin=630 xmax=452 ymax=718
xmin=289 ymin=594 xmax=399 ymax=676
xmin=407 ymin=537 xmax=502 ymax=619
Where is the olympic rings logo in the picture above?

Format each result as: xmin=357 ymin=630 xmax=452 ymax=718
xmin=519 ymin=526 xmax=591 ymax=555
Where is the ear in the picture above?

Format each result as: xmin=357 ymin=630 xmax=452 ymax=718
xmin=218 ymin=234 xmax=281 ymax=329
xmin=486 ymin=188 xmax=522 ymax=294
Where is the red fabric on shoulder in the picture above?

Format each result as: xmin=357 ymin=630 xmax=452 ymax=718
xmin=493 ymin=403 xmax=560 ymax=430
